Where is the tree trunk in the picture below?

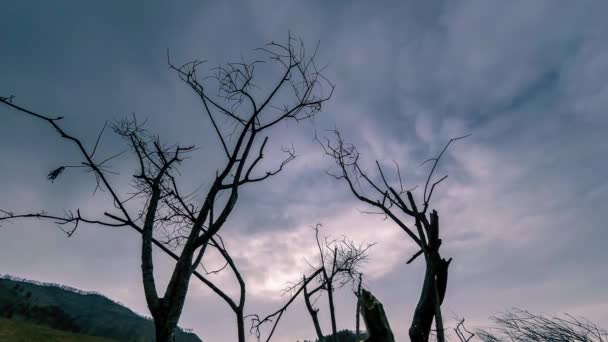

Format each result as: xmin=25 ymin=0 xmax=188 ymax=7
xmin=152 ymin=244 xmax=197 ymax=342
xmin=409 ymin=210 xmax=451 ymax=342
xmin=359 ymin=288 xmax=394 ymax=342
xmin=356 ymin=296 xmax=361 ymax=341
xmin=303 ymin=278 xmax=324 ymax=340
xmin=151 ymin=290 xmax=189 ymax=342
xmin=327 ymin=282 xmax=338 ymax=341
xmin=408 ymin=255 xmax=450 ymax=342
xmin=356 ymin=273 xmax=362 ymax=340
xmin=154 ymin=312 xmax=177 ymax=342
xmin=236 ymin=309 xmax=246 ymax=342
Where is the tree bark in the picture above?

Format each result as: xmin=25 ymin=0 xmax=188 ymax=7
xmin=359 ymin=288 xmax=395 ymax=342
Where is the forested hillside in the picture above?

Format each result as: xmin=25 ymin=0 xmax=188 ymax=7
xmin=0 ymin=276 xmax=201 ymax=342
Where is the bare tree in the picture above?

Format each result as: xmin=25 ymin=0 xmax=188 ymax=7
xmin=320 ymin=130 xmax=469 ymax=342
xmin=250 ymin=225 xmax=372 ymax=342
xmin=302 ymin=225 xmax=372 ymax=341
xmin=477 ymin=309 xmax=608 ymax=342
xmin=0 ymin=35 xmax=333 ymax=342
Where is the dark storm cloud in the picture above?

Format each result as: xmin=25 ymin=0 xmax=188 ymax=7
xmin=2 ymin=1 xmax=608 ymax=341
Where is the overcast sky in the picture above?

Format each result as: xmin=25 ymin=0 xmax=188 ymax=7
xmin=1 ymin=1 xmax=608 ymax=341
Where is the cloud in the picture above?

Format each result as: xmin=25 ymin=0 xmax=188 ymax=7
xmin=1 ymin=1 xmax=608 ymax=341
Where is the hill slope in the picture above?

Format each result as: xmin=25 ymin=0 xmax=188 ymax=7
xmin=0 ymin=275 xmax=202 ymax=342
xmin=0 ymin=318 xmax=118 ymax=342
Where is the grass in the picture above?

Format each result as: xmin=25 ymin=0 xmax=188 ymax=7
xmin=0 ymin=318 xmax=118 ymax=342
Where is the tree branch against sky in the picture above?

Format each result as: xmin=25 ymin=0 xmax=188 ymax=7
xmin=320 ymin=129 xmax=469 ymax=342
xmin=1 ymin=2 xmax=607 ymax=342
xmin=0 ymin=34 xmax=333 ymax=342
xmin=249 ymin=225 xmax=372 ymax=342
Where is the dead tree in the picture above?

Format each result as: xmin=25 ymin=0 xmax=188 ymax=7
xmin=359 ymin=288 xmax=395 ymax=342
xmin=302 ymin=225 xmax=373 ymax=341
xmin=250 ymin=225 xmax=372 ymax=342
xmin=477 ymin=309 xmax=608 ymax=342
xmin=320 ymin=130 xmax=469 ymax=342
xmin=0 ymin=35 xmax=333 ymax=342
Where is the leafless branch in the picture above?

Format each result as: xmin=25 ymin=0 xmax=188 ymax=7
xmin=248 ymin=268 xmax=322 ymax=342
xmin=1 ymin=35 xmax=333 ymax=342
xmin=454 ymin=318 xmax=475 ymax=342
xmin=252 ymin=224 xmax=373 ymax=341
xmin=319 ymin=129 xmax=469 ymax=342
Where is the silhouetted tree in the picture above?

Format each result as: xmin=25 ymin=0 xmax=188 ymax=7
xmin=320 ymin=130 xmax=469 ymax=342
xmin=301 ymin=225 xmax=372 ymax=341
xmin=0 ymin=35 xmax=333 ymax=342
xmin=250 ymin=225 xmax=371 ymax=342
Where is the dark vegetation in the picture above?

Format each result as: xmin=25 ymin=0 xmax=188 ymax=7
xmin=298 ymin=330 xmax=369 ymax=342
xmin=0 ymin=318 xmax=118 ymax=342
xmin=0 ymin=276 xmax=201 ymax=342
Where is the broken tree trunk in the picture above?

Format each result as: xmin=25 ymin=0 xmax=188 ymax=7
xmin=359 ymin=288 xmax=395 ymax=342
xmin=409 ymin=211 xmax=452 ymax=342
xmin=408 ymin=255 xmax=450 ymax=342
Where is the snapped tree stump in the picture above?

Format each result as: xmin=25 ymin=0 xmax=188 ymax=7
xmin=360 ymin=288 xmax=395 ymax=342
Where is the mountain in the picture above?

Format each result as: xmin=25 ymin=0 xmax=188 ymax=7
xmin=0 ymin=275 xmax=202 ymax=342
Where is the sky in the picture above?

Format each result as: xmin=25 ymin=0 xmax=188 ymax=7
xmin=1 ymin=1 xmax=608 ymax=341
